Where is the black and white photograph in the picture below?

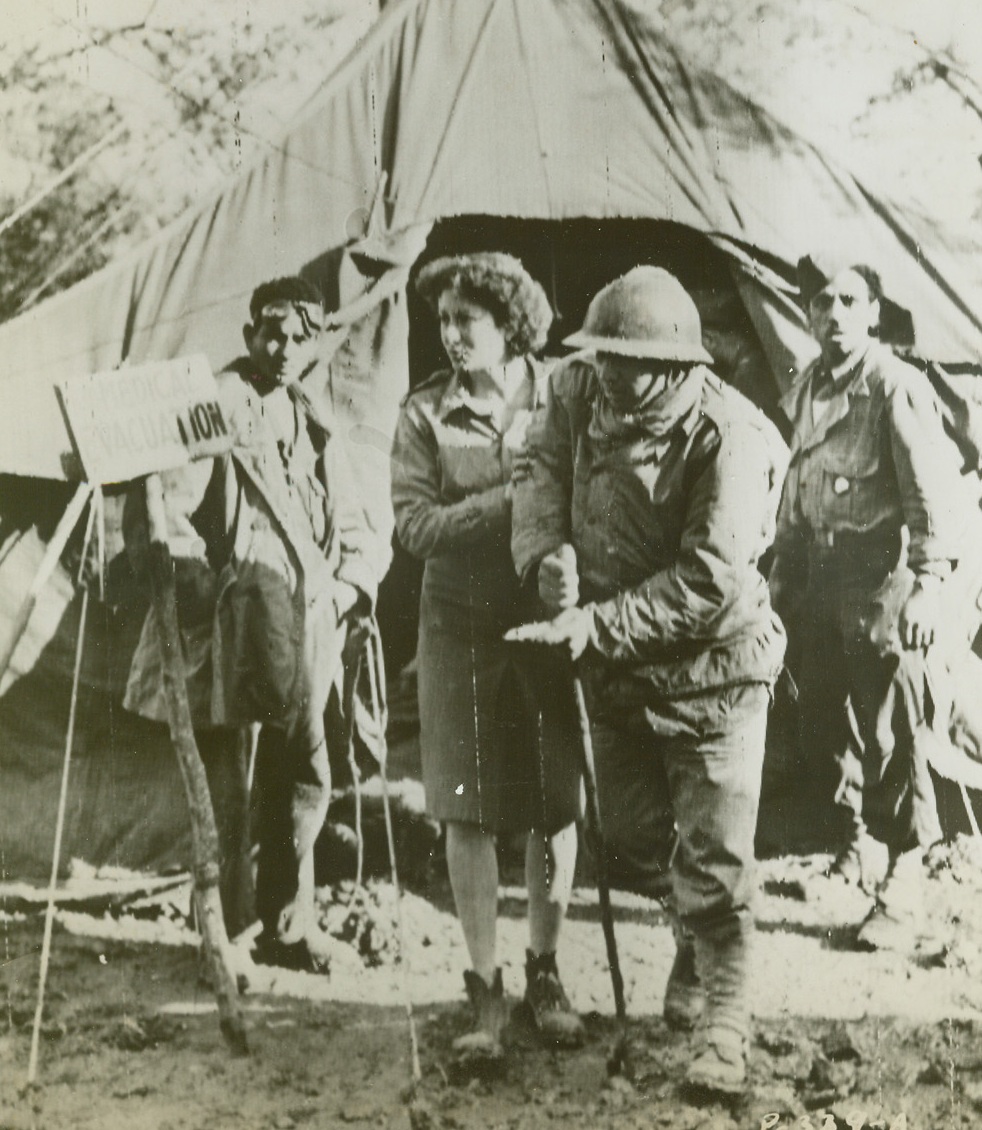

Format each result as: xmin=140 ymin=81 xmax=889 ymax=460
xmin=1 ymin=1 xmax=982 ymax=1127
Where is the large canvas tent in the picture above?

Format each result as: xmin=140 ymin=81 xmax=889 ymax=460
xmin=2 ymin=0 xmax=982 ymax=880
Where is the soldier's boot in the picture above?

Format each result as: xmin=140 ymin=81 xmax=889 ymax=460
xmin=453 ymin=969 xmax=508 ymax=1060
xmin=663 ymin=912 xmax=705 ymax=1032
xmin=856 ymin=846 xmax=927 ymax=952
xmin=686 ymin=919 xmax=752 ymax=1096
xmin=524 ymin=950 xmax=586 ymax=1047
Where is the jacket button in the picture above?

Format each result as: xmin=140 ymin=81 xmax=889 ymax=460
xmin=833 ymin=476 xmax=850 ymax=495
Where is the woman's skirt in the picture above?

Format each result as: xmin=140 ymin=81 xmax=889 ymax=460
xmin=416 ymin=582 xmax=582 ymax=835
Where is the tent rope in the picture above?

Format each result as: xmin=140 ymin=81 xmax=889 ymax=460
xmin=17 ymin=204 xmax=134 ymax=316
xmin=39 ymin=0 xmax=373 ymax=194
xmin=960 ymin=782 xmax=981 ymax=839
xmin=344 ymin=641 xmax=367 ymax=888
xmin=366 ymin=622 xmax=421 ymax=1087
xmin=13 ymin=120 xmax=177 ymax=316
xmin=27 ymin=496 xmax=96 ymax=1085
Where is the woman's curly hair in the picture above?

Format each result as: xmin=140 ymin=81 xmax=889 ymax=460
xmin=416 ymin=252 xmax=553 ymax=357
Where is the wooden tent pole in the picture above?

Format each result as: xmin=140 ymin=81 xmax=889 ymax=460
xmin=0 ymin=482 xmax=92 ymax=687
xmin=144 ymin=472 xmax=248 ymax=1056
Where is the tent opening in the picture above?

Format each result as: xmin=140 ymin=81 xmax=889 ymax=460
xmin=377 ymin=214 xmax=785 ymax=678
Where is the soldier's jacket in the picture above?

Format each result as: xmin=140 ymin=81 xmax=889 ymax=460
xmin=772 ymin=342 xmax=982 ymax=664
xmin=123 ymin=361 xmax=377 ymax=728
xmin=773 ymin=342 xmax=969 ymax=582
xmin=512 ymin=355 xmax=788 ymax=698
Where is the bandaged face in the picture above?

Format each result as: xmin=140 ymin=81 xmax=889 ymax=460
xmin=595 ymin=353 xmax=680 ymax=415
xmin=245 ymin=299 xmax=324 ymax=388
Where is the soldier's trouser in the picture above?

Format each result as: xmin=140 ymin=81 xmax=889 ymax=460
xmin=591 ymin=682 xmax=768 ymax=1038
xmin=591 ymin=683 xmax=767 ymax=926
xmin=796 ymin=563 xmax=943 ymax=853
xmin=254 ymin=595 xmax=346 ymax=941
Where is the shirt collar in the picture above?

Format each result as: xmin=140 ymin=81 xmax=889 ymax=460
xmin=437 ymin=359 xmax=530 ymax=424
xmin=817 ymin=343 xmax=874 ymax=398
xmin=437 ymin=370 xmax=487 ymax=420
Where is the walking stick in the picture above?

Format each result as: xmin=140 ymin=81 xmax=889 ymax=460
xmin=570 ymin=667 xmax=634 ymax=1079
xmin=505 ymin=622 xmax=633 ymax=1078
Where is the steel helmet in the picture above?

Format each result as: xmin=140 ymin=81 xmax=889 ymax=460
xmin=564 ymin=266 xmax=713 ymax=364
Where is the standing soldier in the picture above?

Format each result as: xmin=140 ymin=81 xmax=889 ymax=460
xmin=769 ymin=256 xmax=982 ymax=950
xmin=512 ymin=266 xmax=787 ymax=1094
xmin=124 ymin=277 xmax=378 ymax=972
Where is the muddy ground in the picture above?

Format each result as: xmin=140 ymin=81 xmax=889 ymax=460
xmin=4 ymin=832 xmax=982 ymax=1130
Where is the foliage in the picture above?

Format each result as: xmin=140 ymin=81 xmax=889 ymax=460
xmin=0 ymin=0 xmax=376 ymax=324
xmin=660 ymin=0 xmax=982 ymax=226
xmin=0 ymin=99 xmax=123 ymax=321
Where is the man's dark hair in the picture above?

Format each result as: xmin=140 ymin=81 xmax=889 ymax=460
xmin=848 ymin=264 xmax=884 ymax=308
xmin=248 ymin=276 xmax=324 ymax=324
xmin=797 ymin=257 xmax=884 ymax=311
xmin=796 ymin=256 xmax=908 ymax=342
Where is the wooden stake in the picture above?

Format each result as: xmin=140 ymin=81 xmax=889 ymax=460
xmin=144 ymin=473 xmax=248 ymax=1056
xmin=345 ymin=643 xmax=367 ymax=888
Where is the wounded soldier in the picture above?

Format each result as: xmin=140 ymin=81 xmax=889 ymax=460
xmin=512 ymin=266 xmax=787 ymax=1094
xmin=124 ymin=276 xmax=377 ymax=971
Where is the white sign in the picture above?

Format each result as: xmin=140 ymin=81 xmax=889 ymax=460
xmin=58 ymin=355 xmax=233 ymax=484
